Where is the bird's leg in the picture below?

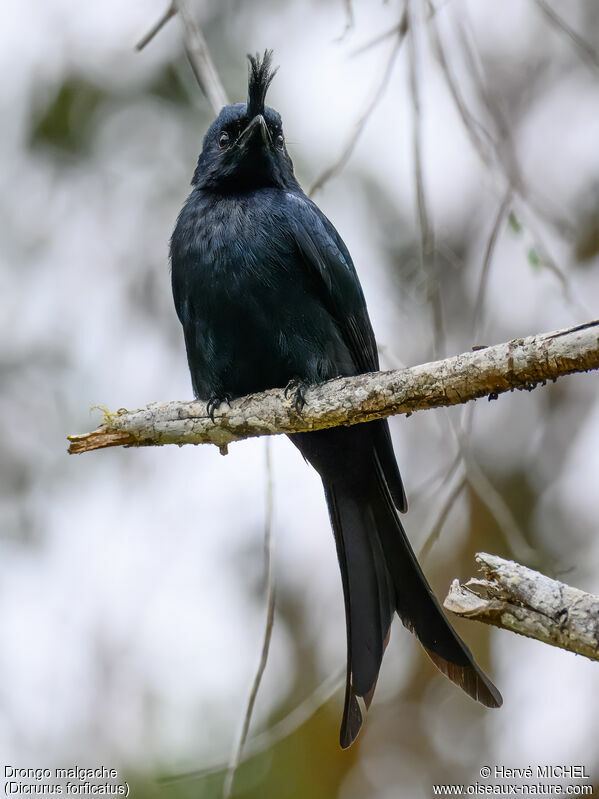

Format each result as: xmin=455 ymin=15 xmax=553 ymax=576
xmin=206 ymin=393 xmax=232 ymax=422
xmin=284 ymin=377 xmax=307 ymax=414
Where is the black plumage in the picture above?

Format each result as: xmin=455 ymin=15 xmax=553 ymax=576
xmin=170 ymin=50 xmax=502 ymax=748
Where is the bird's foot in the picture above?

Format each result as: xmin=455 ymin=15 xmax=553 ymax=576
xmin=284 ymin=378 xmax=307 ymax=415
xmin=206 ymin=393 xmax=231 ymax=422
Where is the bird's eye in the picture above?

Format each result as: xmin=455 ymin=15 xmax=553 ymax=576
xmin=275 ymin=133 xmax=284 ymax=150
xmin=218 ymin=131 xmax=230 ymax=149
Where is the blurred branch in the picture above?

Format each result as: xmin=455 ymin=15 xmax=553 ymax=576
xmin=407 ymin=0 xmax=444 ymax=359
xmin=136 ymin=1 xmax=176 ymax=51
xmin=175 ymin=0 xmax=228 ymax=114
xmin=68 ymin=320 xmax=599 ymax=454
xmin=534 ymin=0 xmax=599 ymax=75
xmin=222 ymin=440 xmax=275 ymax=799
xmin=136 ymin=0 xmax=228 ymax=115
xmin=472 ymin=189 xmax=512 ymax=341
xmin=445 ymin=553 xmax=599 ymax=661
xmin=459 ymin=441 xmax=539 ymax=565
xmin=427 ymin=0 xmax=583 ymax=286
xmin=309 ymin=7 xmax=408 ymax=196
xmin=160 ymin=667 xmax=345 ymax=785
xmin=336 ymin=0 xmax=355 ymax=41
xmin=454 ymin=14 xmax=574 ymax=241
xmin=419 ymin=469 xmax=466 ymax=560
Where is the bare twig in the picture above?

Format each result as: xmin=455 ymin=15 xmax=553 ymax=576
xmin=159 ymin=667 xmax=345 ymax=785
xmin=410 ymin=449 xmax=462 ymax=506
xmin=336 ymin=0 xmax=355 ymax=41
xmin=472 ymin=189 xmax=512 ymax=341
xmin=426 ymin=5 xmax=496 ymax=168
xmin=407 ymin=0 xmax=444 ymax=359
xmin=445 ymin=553 xmax=599 ymax=660
xmin=309 ymin=8 xmax=408 ymax=196
xmin=67 ymin=320 xmax=599 ymax=454
xmin=222 ymin=440 xmax=276 ymax=799
xmin=352 ymin=0 xmax=447 ymax=56
xmin=454 ymin=13 xmax=574 ymax=241
xmin=352 ymin=21 xmax=405 ymax=56
xmin=511 ymin=202 xmax=592 ymax=318
xmin=174 ymin=0 xmax=228 ymax=114
xmin=534 ymin=0 xmax=599 ymax=75
xmin=428 ymin=3 xmax=588 ymax=313
xmin=440 ymin=407 xmax=539 ymax=567
xmin=419 ymin=469 xmax=466 ymax=560
xmin=462 ymin=446 xmax=539 ymax=566
xmin=136 ymin=1 xmax=228 ymax=115
xmin=136 ymin=1 xmax=176 ymax=51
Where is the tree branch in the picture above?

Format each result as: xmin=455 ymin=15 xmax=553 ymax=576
xmin=174 ymin=0 xmax=228 ymax=114
xmin=309 ymin=8 xmax=407 ymax=197
xmin=444 ymin=553 xmax=599 ymax=661
xmin=135 ymin=1 xmax=176 ymax=51
xmin=67 ymin=320 xmax=599 ymax=455
xmin=136 ymin=0 xmax=228 ymax=115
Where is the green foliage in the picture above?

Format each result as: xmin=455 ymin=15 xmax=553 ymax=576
xmin=29 ymin=78 xmax=106 ymax=154
xmin=508 ymin=211 xmax=522 ymax=234
xmin=527 ymin=247 xmax=542 ymax=270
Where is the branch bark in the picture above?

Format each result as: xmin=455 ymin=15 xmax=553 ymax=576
xmin=444 ymin=553 xmax=599 ymax=661
xmin=67 ymin=319 xmax=599 ymax=455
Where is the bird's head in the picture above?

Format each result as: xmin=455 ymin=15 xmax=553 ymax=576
xmin=192 ymin=50 xmax=297 ymax=192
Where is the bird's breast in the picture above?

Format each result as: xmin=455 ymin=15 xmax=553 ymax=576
xmin=172 ymin=190 xmax=354 ymax=398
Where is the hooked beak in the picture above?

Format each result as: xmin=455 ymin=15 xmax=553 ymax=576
xmin=235 ymin=114 xmax=272 ymax=152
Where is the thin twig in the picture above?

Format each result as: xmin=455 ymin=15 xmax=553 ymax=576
xmin=407 ymin=0 xmax=444 ymax=359
xmin=336 ymin=0 xmax=355 ymax=41
xmin=352 ymin=20 xmax=405 ymax=56
xmin=454 ymin=13 xmax=574 ymax=240
xmin=410 ymin=449 xmax=462 ymax=506
xmin=352 ymin=0 xmax=450 ymax=56
xmin=419 ymin=469 xmax=467 ymax=560
xmin=511 ymin=202 xmax=592 ymax=318
xmin=461 ymin=444 xmax=539 ymax=566
xmin=454 ymin=17 xmax=520 ymax=188
xmin=309 ymin=7 xmax=408 ymax=196
xmin=222 ymin=440 xmax=276 ymax=799
xmin=426 ymin=3 xmax=496 ymax=168
xmin=136 ymin=1 xmax=176 ymax=51
xmin=472 ymin=189 xmax=512 ymax=341
xmin=174 ymin=0 xmax=228 ymax=114
xmin=136 ymin=0 xmax=228 ymax=114
xmin=534 ymin=0 xmax=599 ymax=75
xmin=159 ymin=667 xmax=345 ymax=786
xmin=428 ymin=2 xmax=586 ymax=312
xmin=434 ymin=402 xmax=538 ymax=567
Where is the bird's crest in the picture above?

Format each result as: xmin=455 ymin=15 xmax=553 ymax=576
xmin=246 ymin=50 xmax=278 ymax=119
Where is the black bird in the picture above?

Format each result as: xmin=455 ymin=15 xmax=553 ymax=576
xmin=170 ymin=51 xmax=502 ymax=748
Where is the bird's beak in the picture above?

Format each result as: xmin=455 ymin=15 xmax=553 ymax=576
xmin=236 ymin=114 xmax=272 ymax=153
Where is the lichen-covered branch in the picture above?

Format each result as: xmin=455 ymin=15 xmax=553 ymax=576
xmin=67 ymin=319 xmax=599 ymax=455
xmin=444 ymin=553 xmax=599 ymax=661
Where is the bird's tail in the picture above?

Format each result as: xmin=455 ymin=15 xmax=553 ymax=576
xmin=325 ymin=467 xmax=502 ymax=747
xmin=323 ymin=469 xmax=502 ymax=748
xmin=290 ymin=425 xmax=502 ymax=748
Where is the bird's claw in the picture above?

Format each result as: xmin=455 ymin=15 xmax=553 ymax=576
xmin=284 ymin=378 xmax=306 ymax=415
xmin=206 ymin=393 xmax=231 ymax=422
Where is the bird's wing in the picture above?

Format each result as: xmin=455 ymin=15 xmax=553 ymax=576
xmin=287 ymin=193 xmax=379 ymax=372
xmin=287 ymin=193 xmax=407 ymax=512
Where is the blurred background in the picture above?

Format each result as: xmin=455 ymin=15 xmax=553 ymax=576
xmin=1 ymin=0 xmax=599 ymax=796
